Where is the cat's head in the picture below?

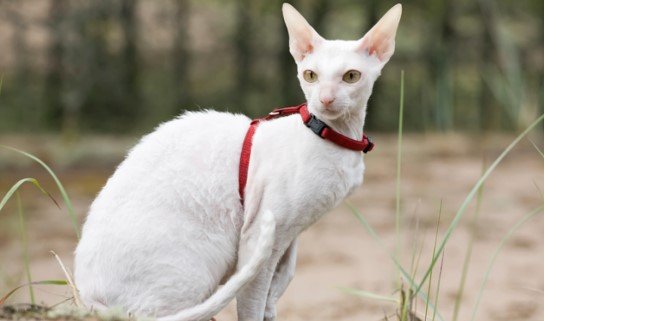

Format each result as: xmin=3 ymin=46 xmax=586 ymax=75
xmin=282 ymin=3 xmax=402 ymax=121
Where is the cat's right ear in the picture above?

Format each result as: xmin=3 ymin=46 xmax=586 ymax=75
xmin=282 ymin=3 xmax=324 ymax=62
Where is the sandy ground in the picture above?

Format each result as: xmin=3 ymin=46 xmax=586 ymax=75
xmin=0 ymin=133 xmax=543 ymax=321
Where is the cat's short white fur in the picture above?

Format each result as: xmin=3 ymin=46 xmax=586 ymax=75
xmin=74 ymin=3 xmax=401 ymax=321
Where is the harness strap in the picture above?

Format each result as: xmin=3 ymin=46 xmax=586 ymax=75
xmin=238 ymin=103 xmax=374 ymax=205
xmin=238 ymin=119 xmax=260 ymax=204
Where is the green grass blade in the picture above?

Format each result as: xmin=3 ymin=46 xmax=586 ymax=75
xmin=410 ymin=216 xmax=425 ymax=317
xmin=432 ymin=251 xmax=445 ymax=321
xmin=414 ymin=114 xmax=544 ymax=295
xmin=346 ymin=202 xmax=386 ymax=248
xmin=533 ymin=179 xmax=544 ymax=198
xmin=469 ymin=205 xmax=544 ymax=321
xmin=452 ymin=167 xmax=486 ymax=321
xmin=0 ymin=178 xmax=58 ymax=305
xmin=337 ymin=287 xmax=398 ymax=303
xmin=0 ymin=178 xmax=58 ymax=212
xmin=413 ymin=223 xmax=426 ymax=289
xmin=1 ymin=145 xmax=80 ymax=238
xmin=395 ymin=70 xmax=405 ymax=265
xmin=527 ymin=137 xmax=544 ymax=158
xmin=401 ymin=288 xmax=409 ymax=321
xmin=426 ymin=206 xmax=443 ymax=321
xmin=346 ymin=202 xmax=447 ymax=321
xmin=409 ymin=220 xmax=418 ymax=285
xmin=348 ymin=110 xmax=542 ymax=318
xmin=410 ymin=210 xmax=425 ymax=286
xmin=0 ymin=280 xmax=68 ymax=305
xmin=16 ymin=192 xmax=35 ymax=305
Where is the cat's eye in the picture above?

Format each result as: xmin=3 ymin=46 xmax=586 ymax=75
xmin=342 ymin=70 xmax=361 ymax=83
xmin=303 ymin=70 xmax=317 ymax=83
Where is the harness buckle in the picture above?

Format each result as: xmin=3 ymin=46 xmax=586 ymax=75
xmin=305 ymin=115 xmax=328 ymax=138
xmin=363 ymin=136 xmax=375 ymax=153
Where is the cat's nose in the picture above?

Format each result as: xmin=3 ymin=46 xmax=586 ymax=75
xmin=320 ymin=97 xmax=335 ymax=107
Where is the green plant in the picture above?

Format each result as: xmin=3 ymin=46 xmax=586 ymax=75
xmin=1 ymin=146 xmax=80 ymax=238
xmin=341 ymin=71 xmax=544 ymax=320
xmin=451 ymin=172 xmax=485 ymax=321
xmin=470 ymin=205 xmax=543 ymax=321
xmin=0 ymin=147 xmax=80 ymax=306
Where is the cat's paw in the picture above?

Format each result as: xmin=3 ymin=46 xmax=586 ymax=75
xmin=263 ymin=309 xmax=277 ymax=321
xmin=264 ymin=314 xmax=276 ymax=321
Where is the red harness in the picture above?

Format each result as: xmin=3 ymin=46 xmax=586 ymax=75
xmin=238 ymin=103 xmax=374 ymax=204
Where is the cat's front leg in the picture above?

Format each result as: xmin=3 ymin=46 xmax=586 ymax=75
xmin=236 ymin=253 xmax=279 ymax=321
xmin=264 ymin=238 xmax=298 ymax=321
xmin=235 ymin=206 xmax=281 ymax=321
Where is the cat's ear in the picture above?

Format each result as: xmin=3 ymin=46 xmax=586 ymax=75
xmin=358 ymin=4 xmax=402 ymax=64
xmin=282 ymin=3 xmax=324 ymax=62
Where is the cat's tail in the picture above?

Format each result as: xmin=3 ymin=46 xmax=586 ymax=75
xmin=156 ymin=209 xmax=276 ymax=321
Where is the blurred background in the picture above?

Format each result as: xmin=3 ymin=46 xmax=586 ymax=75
xmin=0 ymin=0 xmax=543 ymax=135
xmin=0 ymin=0 xmax=543 ymax=320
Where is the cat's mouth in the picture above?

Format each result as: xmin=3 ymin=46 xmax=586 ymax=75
xmin=309 ymin=103 xmax=347 ymax=120
xmin=316 ymin=108 xmax=345 ymax=120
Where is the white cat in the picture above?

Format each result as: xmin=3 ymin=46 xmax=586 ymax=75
xmin=74 ymin=3 xmax=401 ymax=321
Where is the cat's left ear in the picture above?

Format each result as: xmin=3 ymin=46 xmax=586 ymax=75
xmin=282 ymin=3 xmax=325 ymax=62
xmin=358 ymin=4 xmax=402 ymax=65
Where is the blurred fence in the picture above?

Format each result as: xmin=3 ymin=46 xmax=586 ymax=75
xmin=0 ymin=0 xmax=543 ymax=136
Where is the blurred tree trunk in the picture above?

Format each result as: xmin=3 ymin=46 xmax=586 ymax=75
xmin=6 ymin=4 xmax=34 ymax=129
xmin=278 ymin=0 xmax=299 ymax=105
xmin=533 ymin=0 xmax=544 ymax=125
xmin=234 ymin=0 xmax=252 ymax=113
xmin=425 ymin=0 xmax=455 ymax=132
xmin=45 ymin=0 xmax=66 ymax=131
xmin=120 ymin=0 xmax=141 ymax=114
xmin=80 ymin=2 xmax=121 ymax=132
xmin=363 ymin=0 xmax=381 ymax=130
xmin=310 ymin=0 xmax=329 ymax=33
xmin=478 ymin=0 xmax=498 ymax=132
xmin=8 ymin=9 xmax=27 ymax=84
xmin=479 ymin=0 xmax=519 ymax=131
xmin=173 ymin=0 xmax=190 ymax=112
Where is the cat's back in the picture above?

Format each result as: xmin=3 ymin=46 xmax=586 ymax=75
xmin=85 ymin=109 xmax=251 ymax=227
xmin=142 ymin=109 xmax=250 ymax=157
